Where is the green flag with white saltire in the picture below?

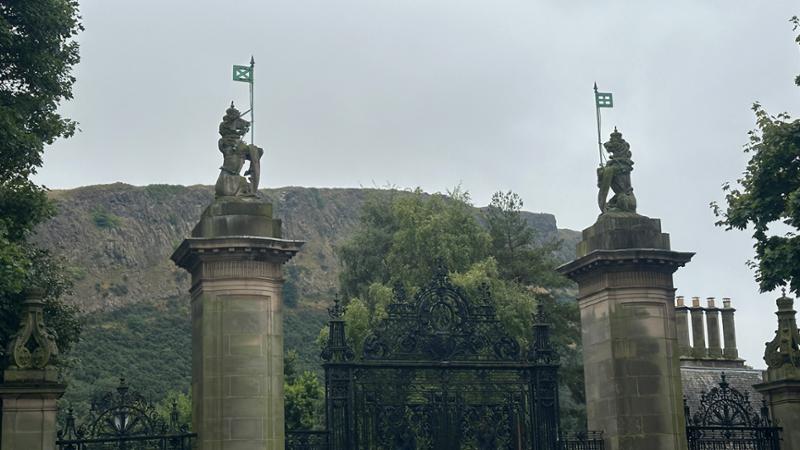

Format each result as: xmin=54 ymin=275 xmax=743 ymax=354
xmin=595 ymin=91 xmax=613 ymax=108
xmin=233 ymin=65 xmax=253 ymax=83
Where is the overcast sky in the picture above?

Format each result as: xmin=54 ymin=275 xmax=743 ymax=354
xmin=37 ymin=0 xmax=800 ymax=368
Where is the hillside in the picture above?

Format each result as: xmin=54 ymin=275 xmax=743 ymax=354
xmin=33 ymin=184 xmax=580 ymax=410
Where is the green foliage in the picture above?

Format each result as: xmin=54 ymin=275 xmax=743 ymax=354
xmin=91 ymin=208 xmax=122 ymax=229
xmin=284 ymin=349 xmax=325 ymax=430
xmin=0 ymin=1 xmax=83 ymax=366
xmin=61 ymin=297 xmax=191 ymax=420
xmin=0 ymin=0 xmax=82 ymax=181
xmin=154 ymin=390 xmax=192 ymax=428
xmin=339 ymin=188 xmax=490 ymax=299
xmin=711 ymin=18 xmax=800 ymax=295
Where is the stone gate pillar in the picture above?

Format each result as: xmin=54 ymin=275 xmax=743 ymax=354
xmin=172 ymin=103 xmax=303 ymax=450
xmin=172 ymin=201 xmax=302 ymax=450
xmin=754 ymin=292 xmax=800 ymax=450
xmin=0 ymin=289 xmax=65 ymax=450
xmin=557 ymin=129 xmax=692 ymax=450
xmin=558 ymin=215 xmax=692 ymax=450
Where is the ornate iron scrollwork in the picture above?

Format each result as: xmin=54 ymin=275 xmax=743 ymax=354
xmin=318 ymin=261 xmax=568 ymax=450
xmin=361 ymin=264 xmax=521 ymax=362
xmin=57 ymin=378 xmax=195 ymax=450
xmin=688 ymin=373 xmax=768 ymax=427
xmin=684 ymin=373 xmax=781 ymax=450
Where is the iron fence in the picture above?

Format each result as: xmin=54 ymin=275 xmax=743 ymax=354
xmin=559 ymin=431 xmax=605 ymax=450
xmin=56 ymin=378 xmax=196 ymax=450
xmin=287 ymin=430 xmax=329 ymax=450
xmin=686 ymin=426 xmax=781 ymax=450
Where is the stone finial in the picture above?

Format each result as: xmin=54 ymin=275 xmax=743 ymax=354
xmin=763 ymin=292 xmax=800 ymax=380
xmin=7 ymin=288 xmax=59 ymax=370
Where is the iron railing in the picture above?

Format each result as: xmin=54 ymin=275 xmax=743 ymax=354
xmin=686 ymin=426 xmax=781 ymax=450
xmin=287 ymin=430 xmax=329 ymax=450
xmin=559 ymin=431 xmax=605 ymax=450
xmin=56 ymin=433 xmax=196 ymax=450
xmin=57 ymin=378 xmax=196 ymax=450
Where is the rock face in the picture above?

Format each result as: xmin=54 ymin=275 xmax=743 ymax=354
xmin=35 ymin=183 xmax=580 ymax=313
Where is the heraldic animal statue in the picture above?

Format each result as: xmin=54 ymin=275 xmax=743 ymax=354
xmin=215 ymin=102 xmax=263 ymax=198
xmin=597 ymin=128 xmax=637 ymax=214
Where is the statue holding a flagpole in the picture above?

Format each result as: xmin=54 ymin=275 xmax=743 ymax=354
xmin=593 ymin=84 xmax=637 ymax=214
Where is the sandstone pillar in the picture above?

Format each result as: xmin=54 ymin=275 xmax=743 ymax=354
xmin=754 ymin=292 xmax=800 ymax=450
xmin=674 ymin=297 xmax=691 ymax=357
xmin=0 ymin=289 xmax=65 ymax=450
xmin=173 ymin=199 xmax=303 ymax=450
xmin=559 ymin=214 xmax=693 ymax=450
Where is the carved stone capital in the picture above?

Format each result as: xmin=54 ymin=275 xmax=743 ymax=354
xmin=171 ymin=236 xmax=304 ymax=289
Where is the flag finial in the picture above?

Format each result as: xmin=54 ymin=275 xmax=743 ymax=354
xmin=250 ymin=55 xmax=254 ymax=65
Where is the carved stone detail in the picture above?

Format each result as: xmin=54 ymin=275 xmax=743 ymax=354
xmin=199 ymin=260 xmax=282 ymax=281
xmin=763 ymin=292 xmax=800 ymax=380
xmin=7 ymin=289 xmax=58 ymax=370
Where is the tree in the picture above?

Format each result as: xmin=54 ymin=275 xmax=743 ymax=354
xmin=712 ymin=17 xmax=800 ymax=295
xmin=486 ymin=191 xmax=567 ymax=288
xmin=283 ymin=349 xmax=324 ymax=430
xmin=0 ymin=0 xmax=83 ymax=371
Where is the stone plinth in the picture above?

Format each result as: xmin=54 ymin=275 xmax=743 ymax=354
xmin=173 ymin=199 xmax=303 ymax=450
xmin=559 ymin=213 xmax=693 ymax=450
xmin=0 ymin=369 xmax=64 ymax=450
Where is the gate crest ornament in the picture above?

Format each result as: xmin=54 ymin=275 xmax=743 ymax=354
xmin=362 ymin=263 xmax=520 ymax=362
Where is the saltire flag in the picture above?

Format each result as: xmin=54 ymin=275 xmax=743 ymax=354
xmin=233 ymin=65 xmax=253 ymax=83
xmin=595 ymin=91 xmax=613 ymax=108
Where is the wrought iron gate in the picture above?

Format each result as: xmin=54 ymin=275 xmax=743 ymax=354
xmin=685 ymin=373 xmax=781 ymax=450
xmin=56 ymin=378 xmax=196 ymax=450
xmin=320 ymin=264 xmax=563 ymax=450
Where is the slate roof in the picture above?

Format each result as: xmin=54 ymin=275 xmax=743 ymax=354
xmin=680 ymin=366 xmax=765 ymax=419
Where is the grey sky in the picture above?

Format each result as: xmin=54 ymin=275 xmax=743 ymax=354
xmin=37 ymin=0 xmax=800 ymax=368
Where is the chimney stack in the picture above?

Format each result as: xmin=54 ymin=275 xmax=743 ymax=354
xmin=705 ymin=297 xmax=722 ymax=358
xmin=721 ymin=298 xmax=739 ymax=359
xmin=675 ymin=296 xmax=691 ymax=357
xmin=690 ymin=296 xmax=707 ymax=358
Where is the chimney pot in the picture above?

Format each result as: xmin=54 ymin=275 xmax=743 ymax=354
xmin=707 ymin=297 xmax=716 ymax=308
xmin=692 ymin=296 xmax=701 ymax=307
xmin=723 ymin=298 xmax=732 ymax=309
xmin=676 ymin=296 xmax=685 ymax=307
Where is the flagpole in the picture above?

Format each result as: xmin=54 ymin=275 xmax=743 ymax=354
xmin=594 ymin=82 xmax=604 ymax=166
xmin=249 ymin=56 xmax=254 ymax=146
